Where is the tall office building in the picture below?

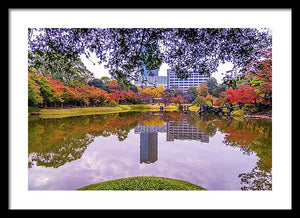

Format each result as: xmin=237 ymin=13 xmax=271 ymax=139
xmin=167 ymin=69 xmax=210 ymax=92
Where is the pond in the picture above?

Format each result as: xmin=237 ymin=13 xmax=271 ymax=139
xmin=28 ymin=111 xmax=272 ymax=190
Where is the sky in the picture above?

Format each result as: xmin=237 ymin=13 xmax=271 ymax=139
xmin=80 ymin=53 xmax=234 ymax=84
xmin=79 ymin=53 xmax=111 ymax=78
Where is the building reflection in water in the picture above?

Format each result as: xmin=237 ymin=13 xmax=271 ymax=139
xmin=134 ymin=124 xmax=166 ymax=164
xmin=134 ymin=119 xmax=209 ymax=164
xmin=139 ymin=132 xmax=158 ymax=164
xmin=167 ymin=119 xmax=209 ymax=143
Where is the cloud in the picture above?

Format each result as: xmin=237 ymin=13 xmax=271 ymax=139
xmin=29 ymin=130 xmax=258 ymax=190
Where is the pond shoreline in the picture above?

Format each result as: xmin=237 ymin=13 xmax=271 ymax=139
xmin=233 ymin=113 xmax=272 ymax=119
xmin=243 ymin=114 xmax=272 ymax=119
xmin=30 ymin=104 xmax=186 ymax=119
xmin=30 ymin=105 xmax=271 ymax=120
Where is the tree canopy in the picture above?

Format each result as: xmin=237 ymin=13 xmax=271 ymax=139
xmin=28 ymin=49 xmax=94 ymax=87
xmin=28 ymin=28 xmax=271 ymax=83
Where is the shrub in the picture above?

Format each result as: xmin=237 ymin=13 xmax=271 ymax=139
xmin=103 ymin=99 xmax=117 ymax=107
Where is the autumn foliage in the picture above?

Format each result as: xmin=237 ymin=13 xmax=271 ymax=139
xmin=248 ymin=59 xmax=272 ymax=104
xmin=168 ymin=95 xmax=184 ymax=105
xmin=223 ymin=85 xmax=259 ymax=105
xmin=209 ymin=57 xmax=271 ymax=109
xmin=28 ymin=72 xmax=138 ymax=108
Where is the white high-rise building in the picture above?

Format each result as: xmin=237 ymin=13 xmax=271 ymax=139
xmin=167 ymin=69 xmax=210 ymax=92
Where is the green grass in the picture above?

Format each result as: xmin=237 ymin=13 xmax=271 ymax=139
xmin=38 ymin=105 xmax=131 ymax=118
xmin=28 ymin=106 xmax=39 ymax=114
xmin=76 ymin=176 xmax=206 ymax=191
xmin=130 ymin=104 xmax=178 ymax=111
xmin=36 ymin=106 xmax=119 ymax=118
xmin=36 ymin=104 xmax=180 ymax=119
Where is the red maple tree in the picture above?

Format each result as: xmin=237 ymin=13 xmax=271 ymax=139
xmin=223 ymin=85 xmax=259 ymax=105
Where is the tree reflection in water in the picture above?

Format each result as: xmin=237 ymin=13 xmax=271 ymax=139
xmin=28 ymin=111 xmax=272 ymax=190
xmin=28 ymin=112 xmax=144 ymax=168
xmin=188 ymin=113 xmax=272 ymax=190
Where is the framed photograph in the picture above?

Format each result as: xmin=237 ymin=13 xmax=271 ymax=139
xmin=9 ymin=8 xmax=292 ymax=210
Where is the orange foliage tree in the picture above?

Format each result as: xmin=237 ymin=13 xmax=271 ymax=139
xmin=28 ymin=72 xmax=138 ymax=108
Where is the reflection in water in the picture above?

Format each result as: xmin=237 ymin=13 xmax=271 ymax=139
xmin=28 ymin=111 xmax=272 ymax=190
xmin=140 ymin=132 xmax=158 ymax=164
xmin=167 ymin=119 xmax=209 ymax=143
xmin=135 ymin=119 xmax=210 ymax=164
xmin=134 ymin=122 xmax=165 ymax=164
xmin=28 ymin=112 xmax=143 ymax=168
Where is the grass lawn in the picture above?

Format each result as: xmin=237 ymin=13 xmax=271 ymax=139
xmin=76 ymin=176 xmax=206 ymax=191
xmin=35 ymin=104 xmax=179 ymax=119
xmin=129 ymin=104 xmax=178 ymax=111
xmin=38 ymin=105 xmax=130 ymax=118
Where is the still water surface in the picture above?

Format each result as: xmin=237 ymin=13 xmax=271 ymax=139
xmin=28 ymin=111 xmax=272 ymax=190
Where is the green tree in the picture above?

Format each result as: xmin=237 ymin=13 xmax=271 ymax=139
xmin=206 ymin=77 xmax=218 ymax=95
xmin=100 ymin=76 xmax=111 ymax=86
xmin=88 ymin=78 xmax=106 ymax=90
xmin=196 ymin=83 xmax=209 ymax=97
xmin=29 ymin=73 xmax=54 ymax=107
xmin=28 ymin=73 xmax=43 ymax=106
xmin=212 ymin=83 xmax=227 ymax=97
xmin=28 ymin=50 xmax=93 ymax=87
